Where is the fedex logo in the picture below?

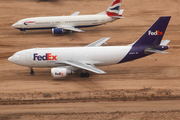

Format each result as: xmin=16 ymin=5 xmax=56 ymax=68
xmin=33 ymin=53 xmax=57 ymax=61
xmin=148 ymin=30 xmax=163 ymax=36
xmin=55 ymin=72 xmax=64 ymax=75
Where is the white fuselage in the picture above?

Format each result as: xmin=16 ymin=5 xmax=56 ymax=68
xmin=13 ymin=15 xmax=115 ymax=30
xmin=9 ymin=46 xmax=131 ymax=68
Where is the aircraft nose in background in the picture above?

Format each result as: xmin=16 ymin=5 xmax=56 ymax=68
xmin=12 ymin=23 xmax=16 ymax=27
xmin=12 ymin=23 xmax=21 ymax=28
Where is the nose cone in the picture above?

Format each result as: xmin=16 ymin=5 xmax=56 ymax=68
xmin=8 ymin=55 xmax=17 ymax=64
xmin=8 ymin=54 xmax=20 ymax=65
xmin=12 ymin=23 xmax=21 ymax=28
xmin=8 ymin=56 xmax=13 ymax=63
xmin=12 ymin=23 xmax=16 ymax=27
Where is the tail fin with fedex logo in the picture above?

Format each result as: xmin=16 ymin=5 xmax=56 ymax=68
xmin=119 ymin=16 xmax=171 ymax=64
xmin=131 ymin=16 xmax=171 ymax=47
xmin=106 ymin=0 xmax=124 ymax=18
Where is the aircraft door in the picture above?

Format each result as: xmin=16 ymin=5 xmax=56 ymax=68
xmin=100 ymin=17 xmax=106 ymax=24
xmin=25 ymin=52 xmax=32 ymax=66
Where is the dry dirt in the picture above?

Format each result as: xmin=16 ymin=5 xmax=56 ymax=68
xmin=0 ymin=0 xmax=180 ymax=119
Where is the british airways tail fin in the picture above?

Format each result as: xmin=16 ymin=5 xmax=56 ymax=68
xmin=106 ymin=0 xmax=124 ymax=18
xmin=97 ymin=0 xmax=124 ymax=18
xmin=132 ymin=16 xmax=171 ymax=47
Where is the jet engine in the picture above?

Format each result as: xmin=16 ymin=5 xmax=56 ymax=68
xmin=51 ymin=67 xmax=73 ymax=78
xmin=52 ymin=28 xmax=64 ymax=34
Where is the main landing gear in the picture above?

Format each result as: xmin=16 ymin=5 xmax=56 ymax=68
xmin=30 ymin=68 xmax=34 ymax=75
xmin=80 ymin=72 xmax=90 ymax=78
xmin=67 ymin=30 xmax=72 ymax=34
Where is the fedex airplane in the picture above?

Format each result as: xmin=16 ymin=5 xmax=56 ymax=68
xmin=8 ymin=16 xmax=171 ymax=78
xmin=12 ymin=0 xmax=124 ymax=34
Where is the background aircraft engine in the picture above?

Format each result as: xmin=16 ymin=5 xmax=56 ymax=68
xmin=52 ymin=28 xmax=64 ymax=34
xmin=51 ymin=67 xmax=72 ymax=78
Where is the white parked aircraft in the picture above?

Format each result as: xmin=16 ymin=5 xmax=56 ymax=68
xmin=12 ymin=0 xmax=124 ymax=34
xmin=8 ymin=17 xmax=171 ymax=78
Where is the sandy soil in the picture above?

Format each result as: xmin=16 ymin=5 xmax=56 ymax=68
xmin=0 ymin=0 xmax=180 ymax=119
xmin=0 ymin=101 xmax=180 ymax=120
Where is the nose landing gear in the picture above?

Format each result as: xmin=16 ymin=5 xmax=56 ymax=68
xmin=30 ymin=68 xmax=34 ymax=75
xmin=20 ymin=29 xmax=26 ymax=34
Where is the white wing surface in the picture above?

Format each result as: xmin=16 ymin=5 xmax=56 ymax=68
xmin=71 ymin=12 xmax=80 ymax=16
xmin=57 ymin=61 xmax=106 ymax=74
xmin=56 ymin=25 xmax=84 ymax=32
xmin=86 ymin=37 xmax=110 ymax=47
xmin=63 ymin=26 xmax=84 ymax=32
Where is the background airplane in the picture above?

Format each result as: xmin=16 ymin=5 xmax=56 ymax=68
xmin=12 ymin=0 xmax=124 ymax=34
xmin=8 ymin=16 xmax=171 ymax=78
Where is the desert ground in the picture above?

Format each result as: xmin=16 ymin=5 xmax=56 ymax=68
xmin=0 ymin=0 xmax=180 ymax=119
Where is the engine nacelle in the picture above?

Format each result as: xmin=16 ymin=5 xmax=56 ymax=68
xmin=52 ymin=28 xmax=64 ymax=34
xmin=51 ymin=67 xmax=72 ymax=78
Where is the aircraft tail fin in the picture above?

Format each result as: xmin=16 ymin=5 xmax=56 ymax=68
xmin=106 ymin=0 xmax=124 ymax=18
xmin=119 ymin=16 xmax=171 ymax=63
xmin=132 ymin=16 xmax=171 ymax=47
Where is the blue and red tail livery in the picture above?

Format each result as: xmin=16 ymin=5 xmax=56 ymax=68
xmin=106 ymin=0 xmax=122 ymax=17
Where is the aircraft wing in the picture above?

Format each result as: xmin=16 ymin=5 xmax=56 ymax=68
xmin=71 ymin=12 xmax=80 ymax=16
xmin=63 ymin=26 xmax=84 ymax=32
xmin=57 ymin=61 xmax=106 ymax=74
xmin=86 ymin=37 xmax=110 ymax=47
xmin=57 ymin=25 xmax=84 ymax=32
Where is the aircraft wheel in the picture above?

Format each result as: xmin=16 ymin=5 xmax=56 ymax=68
xmin=85 ymin=73 xmax=89 ymax=78
xmin=30 ymin=69 xmax=34 ymax=75
xmin=80 ymin=73 xmax=89 ymax=78
xmin=80 ymin=73 xmax=84 ymax=78
xmin=68 ymin=31 xmax=72 ymax=34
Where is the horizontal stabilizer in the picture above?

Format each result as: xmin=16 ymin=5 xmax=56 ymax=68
xmin=112 ymin=16 xmax=125 ymax=19
xmin=145 ymin=49 xmax=169 ymax=54
xmin=160 ymin=40 xmax=170 ymax=46
xmin=119 ymin=9 xmax=124 ymax=15
xmin=86 ymin=37 xmax=110 ymax=47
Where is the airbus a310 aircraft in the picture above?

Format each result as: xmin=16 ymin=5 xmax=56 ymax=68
xmin=8 ymin=16 xmax=171 ymax=78
xmin=12 ymin=0 xmax=124 ymax=34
